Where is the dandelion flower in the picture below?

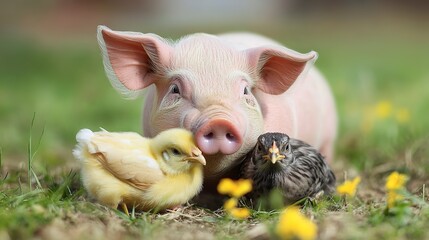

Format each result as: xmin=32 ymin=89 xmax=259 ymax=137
xmin=276 ymin=206 xmax=317 ymax=240
xmin=231 ymin=179 xmax=252 ymax=197
xmin=228 ymin=208 xmax=250 ymax=219
xmin=387 ymin=190 xmax=404 ymax=209
xmin=218 ymin=178 xmax=252 ymax=219
xmin=217 ymin=178 xmax=236 ymax=195
xmin=217 ymin=178 xmax=252 ymax=198
xmin=224 ymin=198 xmax=238 ymax=211
xmin=375 ymin=100 xmax=392 ymax=119
xmin=385 ymin=171 xmax=407 ymax=191
xmin=385 ymin=171 xmax=408 ymax=209
xmin=336 ymin=176 xmax=361 ymax=197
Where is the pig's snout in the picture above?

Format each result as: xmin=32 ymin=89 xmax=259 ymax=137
xmin=195 ymin=118 xmax=242 ymax=155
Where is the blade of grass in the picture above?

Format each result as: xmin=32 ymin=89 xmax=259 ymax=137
xmin=31 ymin=122 xmax=45 ymax=161
xmin=50 ymin=171 xmax=77 ymax=201
xmin=2 ymin=172 xmax=8 ymax=182
xmin=0 ymin=146 xmax=5 ymax=182
xmin=28 ymin=112 xmax=35 ymax=190
xmin=31 ymin=171 xmax=42 ymax=189
xmin=27 ymin=112 xmax=45 ymax=190
xmin=33 ymin=124 xmax=45 ymax=190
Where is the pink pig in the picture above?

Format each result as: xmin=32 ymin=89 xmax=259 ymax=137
xmin=97 ymin=26 xmax=337 ymax=186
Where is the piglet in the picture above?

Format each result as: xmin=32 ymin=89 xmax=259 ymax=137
xmin=97 ymin=26 xmax=337 ymax=188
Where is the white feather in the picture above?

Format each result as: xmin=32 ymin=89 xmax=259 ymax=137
xmin=76 ymin=128 xmax=94 ymax=142
xmin=73 ymin=128 xmax=94 ymax=161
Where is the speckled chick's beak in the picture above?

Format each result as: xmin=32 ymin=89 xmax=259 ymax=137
xmin=268 ymin=141 xmax=285 ymax=164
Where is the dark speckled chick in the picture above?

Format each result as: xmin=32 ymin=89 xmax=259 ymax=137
xmin=243 ymin=132 xmax=336 ymax=204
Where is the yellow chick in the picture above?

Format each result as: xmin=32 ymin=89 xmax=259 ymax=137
xmin=72 ymin=128 xmax=206 ymax=214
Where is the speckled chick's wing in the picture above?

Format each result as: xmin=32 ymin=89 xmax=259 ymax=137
xmin=287 ymin=138 xmax=336 ymax=197
xmin=74 ymin=129 xmax=164 ymax=190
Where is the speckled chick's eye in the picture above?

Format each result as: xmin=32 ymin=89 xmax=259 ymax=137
xmin=257 ymin=144 xmax=262 ymax=152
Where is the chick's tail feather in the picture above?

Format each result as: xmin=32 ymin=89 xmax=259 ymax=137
xmin=73 ymin=128 xmax=95 ymax=161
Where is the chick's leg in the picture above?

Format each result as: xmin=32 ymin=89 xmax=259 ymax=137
xmin=121 ymin=203 xmax=130 ymax=216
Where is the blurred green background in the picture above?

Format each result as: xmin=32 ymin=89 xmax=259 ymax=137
xmin=1 ymin=0 xmax=428 ymax=174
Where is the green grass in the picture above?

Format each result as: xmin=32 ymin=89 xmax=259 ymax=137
xmin=1 ymin=17 xmax=429 ymax=239
xmin=27 ymin=112 xmax=44 ymax=190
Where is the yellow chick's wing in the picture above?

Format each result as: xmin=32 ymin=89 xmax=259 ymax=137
xmin=74 ymin=128 xmax=164 ymax=190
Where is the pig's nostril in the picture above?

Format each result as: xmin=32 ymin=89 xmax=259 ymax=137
xmin=204 ymin=132 xmax=214 ymax=139
xmin=226 ymin=133 xmax=235 ymax=142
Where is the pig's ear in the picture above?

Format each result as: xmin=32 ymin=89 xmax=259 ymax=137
xmin=246 ymin=46 xmax=318 ymax=95
xmin=97 ymin=25 xmax=172 ymax=98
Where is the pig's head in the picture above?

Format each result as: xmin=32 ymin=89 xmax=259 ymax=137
xmin=97 ymin=26 xmax=317 ymax=180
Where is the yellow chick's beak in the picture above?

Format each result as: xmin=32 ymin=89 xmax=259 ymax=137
xmin=268 ymin=141 xmax=285 ymax=164
xmin=184 ymin=147 xmax=206 ymax=166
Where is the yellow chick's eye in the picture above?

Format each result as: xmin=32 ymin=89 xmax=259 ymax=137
xmin=171 ymin=148 xmax=182 ymax=156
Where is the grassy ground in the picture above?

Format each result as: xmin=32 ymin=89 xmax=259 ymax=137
xmin=1 ymin=16 xmax=429 ymax=239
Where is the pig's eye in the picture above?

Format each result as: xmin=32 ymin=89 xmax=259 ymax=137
xmin=170 ymin=84 xmax=180 ymax=94
xmin=243 ymin=86 xmax=250 ymax=95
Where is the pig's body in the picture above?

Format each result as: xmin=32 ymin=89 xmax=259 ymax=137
xmin=97 ymin=27 xmax=337 ymax=185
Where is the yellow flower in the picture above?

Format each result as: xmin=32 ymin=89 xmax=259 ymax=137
xmin=387 ymin=190 xmax=404 ymax=209
xmin=276 ymin=206 xmax=317 ymax=240
xmin=336 ymin=176 xmax=361 ymax=197
xmin=231 ymin=179 xmax=252 ymax=197
xmin=385 ymin=171 xmax=407 ymax=191
xmin=385 ymin=172 xmax=408 ymax=208
xmin=395 ymin=108 xmax=410 ymax=123
xmin=228 ymin=207 xmax=250 ymax=219
xmin=217 ymin=178 xmax=252 ymax=198
xmin=218 ymin=179 xmax=252 ymax=220
xmin=217 ymin=178 xmax=236 ymax=195
xmin=224 ymin=198 xmax=238 ymax=211
xmin=375 ymin=100 xmax=392 ymax=119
